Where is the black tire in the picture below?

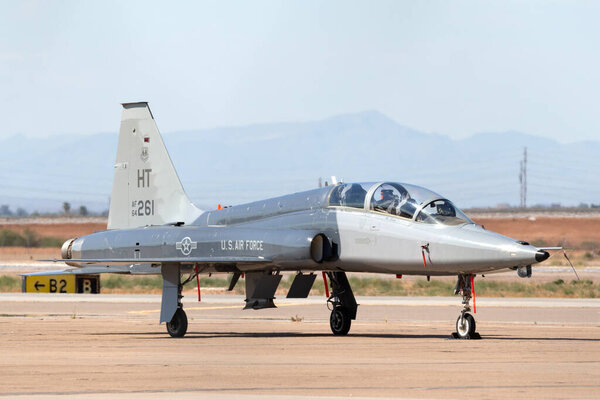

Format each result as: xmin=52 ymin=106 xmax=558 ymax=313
xmin=166 ymin=308 xmax=188 ymax=338
xmin=455 ymin=313 xmax=476 ymax=339
xmin=330 ymin=307 xmax=351 ymax=335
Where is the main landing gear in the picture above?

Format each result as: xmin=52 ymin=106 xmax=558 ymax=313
xmin=162 ymin=264 xmax=199 ymax=338
xmin=166 ymin=275 xmax=188 ymax=338
xmin=325 ymin=272 xmax=358 ymax=335
xmin=452 ymin=274 xmax=481 ymax=339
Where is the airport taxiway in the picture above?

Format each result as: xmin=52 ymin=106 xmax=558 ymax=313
xmin=0 ymin=294 xmax=599 ymax=399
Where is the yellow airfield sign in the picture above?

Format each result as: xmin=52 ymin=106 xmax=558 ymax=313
xmin=22 ymin=274 xmax=100 ymax=294
xmin=25 ymin=275 xmax=76 ymax=293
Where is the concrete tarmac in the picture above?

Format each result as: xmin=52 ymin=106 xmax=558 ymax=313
xmin=0 ymin=294 xmax=599 ymax=399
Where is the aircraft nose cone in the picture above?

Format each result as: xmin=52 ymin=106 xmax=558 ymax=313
xmin=535 ymin=250 xmax=550 ymax=262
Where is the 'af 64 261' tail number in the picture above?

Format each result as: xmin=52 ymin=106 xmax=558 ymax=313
xmin=131 ymin=200 xmax=155 ymax=217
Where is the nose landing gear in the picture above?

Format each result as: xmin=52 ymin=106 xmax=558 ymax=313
xmin=455 ymin=312 xmax=476 ymax=338
xmin=452 ymin=274 xmax=481 ymax=339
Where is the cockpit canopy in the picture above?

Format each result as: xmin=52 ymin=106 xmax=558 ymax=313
xmin=328 ymin=182 xmax=472 ymax=226
xmin=329 ymin=183 xmax=370 ymax=209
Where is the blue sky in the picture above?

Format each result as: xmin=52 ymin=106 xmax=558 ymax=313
xmin=1 ymin=0 xmax=598 ymax=142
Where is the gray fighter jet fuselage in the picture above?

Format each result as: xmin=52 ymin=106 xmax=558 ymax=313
xmin=50 ymin=102 xmax=551 ymax=339
xmin=64 ymin=184 xmax=547 ymax=275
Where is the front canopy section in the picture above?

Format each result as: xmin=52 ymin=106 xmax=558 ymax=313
xmin=415 ymin=199 xmax=473 ymax=226
xmin=371 ymin=182 xmax=473 ymax=225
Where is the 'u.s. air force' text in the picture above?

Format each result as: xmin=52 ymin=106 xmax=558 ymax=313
xmin=221 ymin=240 xmax=264 ymax=251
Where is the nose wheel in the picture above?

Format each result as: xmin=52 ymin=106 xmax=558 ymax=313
xmin=452 ymin=274 xmax=481 ymax=339
xmin=455 ymin=312 xmax=476 ymax=338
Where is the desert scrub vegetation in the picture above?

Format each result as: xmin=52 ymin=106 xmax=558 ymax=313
xmin=0 ymin=229 xmax=63 ymax=247
xmin=303 ymin=275 xmax=600 ymax=298
xmin=105 ymin=274 xmax=598 ymax=298
xmin=101 ymin=274 xmax=232 ymax=293
xmin=0 ymin=275 xmax=20 ymax=291
xmin=1 ymin=274 xmax=598 ymax=297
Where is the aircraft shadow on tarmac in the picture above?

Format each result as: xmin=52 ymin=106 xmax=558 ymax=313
xmin=89 ymin=331 xmax=600 ymax=341
xmin=480 ymin=334 xmax=600 ymax=342
xmin=91 ymin=331 xmax=448 ymax=339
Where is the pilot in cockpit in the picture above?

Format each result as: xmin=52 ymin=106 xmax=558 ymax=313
xmin=374 ymin=187 xmax=419 ymax=219
xmin=374 ymin=189 xmax=400 ymax=214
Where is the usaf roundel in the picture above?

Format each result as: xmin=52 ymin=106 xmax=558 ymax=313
xmin=176 ymin=237 xmax=197 ymax=256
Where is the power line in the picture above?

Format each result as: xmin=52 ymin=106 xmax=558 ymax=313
xmin=519 ymin=147 xmax=527 ymax=208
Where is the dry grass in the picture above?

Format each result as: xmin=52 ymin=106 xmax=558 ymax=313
xmin=0 ymin=222 xmax=106 ymax=240
xmin=473 ymin=217 xmax=600 ymax=250
xmin=0 ymin=247 xmax=61 ymax=262
xmin=2 ymin=273 xmax=598 ymax=298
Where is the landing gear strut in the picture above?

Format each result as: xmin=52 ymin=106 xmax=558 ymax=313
xmin=166 ymin=276 xmax=188 ymax=337
xmin=452 ymin=274 xmax=481 ymax=339
xmin=161 ymin=264 xmax=199 ymax=338
xmin=326 ymin=272 xmax=358 ymax=335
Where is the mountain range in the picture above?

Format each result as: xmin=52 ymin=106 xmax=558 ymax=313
xmin=1 ymin=110 xmax=598 ymax=213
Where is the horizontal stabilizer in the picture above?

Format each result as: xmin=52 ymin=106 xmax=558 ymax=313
xmin=26 ymin=264 xmax=162 ymax=275
xmin=40 ymin=257 xmax=271 ymax=265
xmin=20 ymin=269 xmax=106 ymax=276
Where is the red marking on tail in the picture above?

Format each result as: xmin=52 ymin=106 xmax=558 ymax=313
xmin=421 ymin=249 xmax=427 ymax=267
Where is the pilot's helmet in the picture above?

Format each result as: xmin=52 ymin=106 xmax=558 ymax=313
xmin=381 ymin=189 xmax=394 ymax=199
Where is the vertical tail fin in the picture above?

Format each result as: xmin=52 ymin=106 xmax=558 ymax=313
xmin=107 ymin=102 xmax=202 ymax=229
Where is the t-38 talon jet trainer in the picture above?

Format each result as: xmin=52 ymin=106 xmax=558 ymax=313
xmin=45 ymin=102 xmax=551 ymax=339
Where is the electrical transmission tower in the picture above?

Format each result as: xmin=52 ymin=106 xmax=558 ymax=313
xmin=519 ymin=147 xmax=527 ymax=208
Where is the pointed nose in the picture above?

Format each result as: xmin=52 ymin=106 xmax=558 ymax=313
xmin=535 ymin=250 xmax=550 ymax=262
